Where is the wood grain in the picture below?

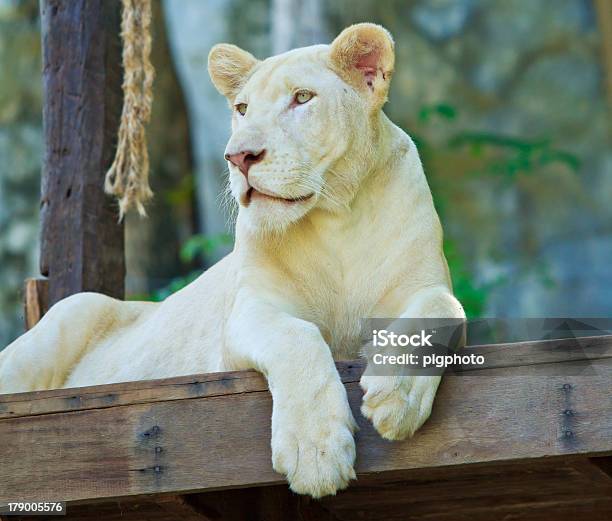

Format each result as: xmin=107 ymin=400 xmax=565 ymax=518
xmin=5 ymin=461 xmax=612 ymax=521
xmin=23 ymin=278 xmax=49 ymax=330
xmin=0 ymin=354 xmax=610 ymax=504
xmin=319 ymin=459 xmax=612 ymax=521
xmin=1 ymin=335 xmax=609 ymax=420
xmin=39 ymin=0 xmax=124 ymax=306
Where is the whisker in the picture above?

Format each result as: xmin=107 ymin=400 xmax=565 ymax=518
xmin=215 ymin=167 xmax=239 ymax=229
xmin=292 ymin=161 xmax=349 ymax=211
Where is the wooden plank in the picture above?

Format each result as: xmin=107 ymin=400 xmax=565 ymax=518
xmin=458 ymin=333 xmax=612 ymax=371
xmin=39 ymin=0 xmax=125 ymax=306
xmin=590 ymin=455 xmax=612 ymax=479
xmin=23 ymin=278 xmax=49 ymax=330
xmin=329 ymin=497 xmax=612 ymax=521
xmin=1 ymin=335 xmax=610 ymax=420
xmin=2 ymin=489 xmax=338 ymax=521
xmin=5 ymin=495 xmax=215 ymax=521
xmin=318 ymin=458 xmax=612 ymax=521
xmin=0 ymin=362 xmax=363 ymax=421
xmin=185 ymin=487 xmax=341 ymax=521
xmin=3 ymin=461 xmax=612 ymax=521
xmin=0 ymin=355 xmax=610 ymax=504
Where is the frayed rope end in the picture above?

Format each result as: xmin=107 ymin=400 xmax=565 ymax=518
xmin=105 ymin=0 xmax=154 ymax=219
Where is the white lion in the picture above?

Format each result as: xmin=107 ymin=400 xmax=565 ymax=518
xmin=0 ymin=24 xmax=465 ymax=498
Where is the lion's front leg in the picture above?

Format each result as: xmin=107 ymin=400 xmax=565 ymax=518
xmin=227 ymin=293 xmax=356 ymax=498
xmin=361 ymin=285 xmax=465 ymax=440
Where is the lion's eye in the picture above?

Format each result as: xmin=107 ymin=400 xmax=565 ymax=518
xmin=295 ymin=90 xmax=314 ymax=104
xmin=235 ymin=103 xmax=248 ymax=116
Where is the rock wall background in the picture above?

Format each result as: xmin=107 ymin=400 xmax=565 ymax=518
xmin=0 ymin=0 xmax=610 ymax=345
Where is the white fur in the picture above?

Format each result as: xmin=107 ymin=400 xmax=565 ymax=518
xmin=0 ymin=24 xmax=465 ymax=498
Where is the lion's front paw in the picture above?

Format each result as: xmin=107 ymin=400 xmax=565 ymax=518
xmin=271 ymin=386 xmax=357 ymax=498
xmin=360 ymin=375 xmax=440 ymax=440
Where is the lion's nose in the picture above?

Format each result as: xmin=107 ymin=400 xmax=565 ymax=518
xmin=225 ymin=149 xmax=266 ymax=178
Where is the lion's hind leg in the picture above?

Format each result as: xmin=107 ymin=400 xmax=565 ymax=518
xmin=0 ymin=292 xmax=151 ymax=394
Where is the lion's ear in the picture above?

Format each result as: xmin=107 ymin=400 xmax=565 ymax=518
xmin=330 ymin=23 xmax=394 ymax=109
xmin=208 ymin=44 xmax=259 ymax=100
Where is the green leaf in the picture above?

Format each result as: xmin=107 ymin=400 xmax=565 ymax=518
xmin=180 ymin=233 xmax=233 ymax=263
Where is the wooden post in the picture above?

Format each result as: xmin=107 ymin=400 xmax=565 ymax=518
xmin=39 ymin=0 xmax=125 ymax=308
xmin=23 ymin=278 xmax=49 ymax=330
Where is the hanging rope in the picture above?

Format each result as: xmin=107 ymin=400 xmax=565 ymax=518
xmin=105 ymin=0 xmax=154 ymax=219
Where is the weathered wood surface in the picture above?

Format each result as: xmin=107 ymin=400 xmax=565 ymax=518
xmin=0 ymin=334 xmax=609 ymax=420
xmin=0 ymin=335 xmax=611 ymax=507
xmin=4 ymin=460 xmax=612 ymax=521
xmin=39 ymin=0 xmax=125 ymax=306
xmin=22 ymin=278 xmax=49 ymax=331
xmin=315 ymin=458 xmax=612 ymax=521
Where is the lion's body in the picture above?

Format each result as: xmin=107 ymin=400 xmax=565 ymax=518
xmin=0 ymin=117 xmax=449 ymax=390
xmin=0 ymin=25 xmax=464 ymax=498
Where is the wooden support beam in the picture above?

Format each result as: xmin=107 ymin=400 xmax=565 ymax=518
xmin=0 ymin=336 xmax=611 ymax=506
xmin=23 ymin=278 xmax=49 ymax=330
xmin=2 ymin=495 xmax=217 ymax=521
xmin=590 ymin=455 xmax=612 ymax=479
xmin=184 ymin=487 xmax=341 ymax=521
xmin=39 ymin=0 xmax=125 ymax=307
xmin=315 ymin=458 xmax=612 ymax=521
xmin=4 ymin=462 xmax=611 ymax=521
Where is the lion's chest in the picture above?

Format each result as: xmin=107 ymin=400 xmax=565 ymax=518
xmin=298 ymin=286 xmax=369 ymax=359
xmin=289 ymin=233 xmax=401 ymax=359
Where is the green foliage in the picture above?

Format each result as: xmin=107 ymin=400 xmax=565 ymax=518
xmin=448 ymin=132 xmax=581 ymax=180
xmin=442 ymin=241 xmax=502 ymax=319
xmin=180 ymin=233 xmax=233 ymax=264
xmin=414 ymin=103 xmax=581 ymax=317
xmin=418 ymin=103 xmax=457 ymax=123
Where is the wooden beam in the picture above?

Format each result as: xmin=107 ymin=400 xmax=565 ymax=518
xmin=1 ymin=495 xmax=217 ymax=521
xmin=23 ymin=278 xmax=49 ymax=330
xmin=0 ymin=336 xmax=611 ymax=504
xmin=590 ymin=455 xmax=612 ymax=479
xmin=39 ymin=0 xmax=125 ymax=307
xmin=1 ymin=334 xmax=609 ymax=420
xmin=316 ymin=458 xmax=612 ymax=521
xmin=185 ymin=487 xmax=341 ymax=521
xmin=4 ymin=461 xmax=611 ymax=521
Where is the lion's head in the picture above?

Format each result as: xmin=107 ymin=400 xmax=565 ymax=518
xmin=208 ymin=23 xmax=395 ymax=233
